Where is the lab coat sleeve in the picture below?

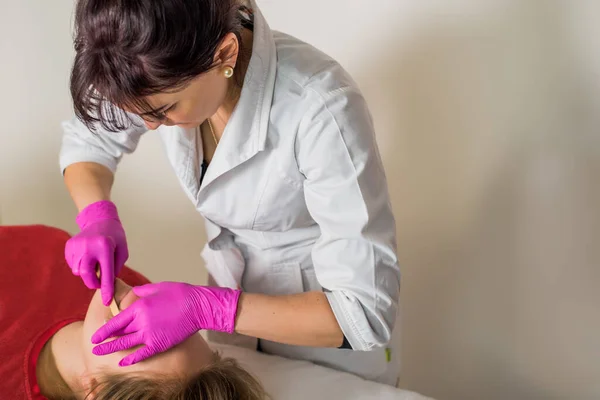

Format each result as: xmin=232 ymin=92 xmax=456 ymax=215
xmin=59 ymin=112 xmax=147 ymax=174
xmin=295 ymin=87 xmax=400 ymax=351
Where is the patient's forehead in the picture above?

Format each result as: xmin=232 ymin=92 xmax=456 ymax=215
xmin=124 ymin=338 xmax=209 ymax=377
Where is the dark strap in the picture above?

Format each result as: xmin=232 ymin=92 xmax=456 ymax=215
xmin=338 ymin=335 xmax=352 ymax=349
xmin=200 ymin=159 xmax=208 ymax=185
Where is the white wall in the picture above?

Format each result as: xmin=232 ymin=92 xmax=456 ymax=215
xmin=1 ymin=1 xmax=598 ymax=399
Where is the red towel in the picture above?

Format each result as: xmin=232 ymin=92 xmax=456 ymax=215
xmin=0 ymin=225 xmax=150 ymax=399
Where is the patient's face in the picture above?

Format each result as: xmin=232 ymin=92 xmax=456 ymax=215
xmin=81 ymin=279 xmax=212 ymax=380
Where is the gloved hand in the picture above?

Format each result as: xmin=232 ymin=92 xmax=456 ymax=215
xmin=64 ymin=200 xmax=128 ymax=305
xmin=90 ymin=282 xmax=242 ymax=366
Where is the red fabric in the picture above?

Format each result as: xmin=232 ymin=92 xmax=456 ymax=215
xmin=27 ymin=319 xmax=80 ymax=400
xmin=0 ymin=225 xmax=151 ymax=399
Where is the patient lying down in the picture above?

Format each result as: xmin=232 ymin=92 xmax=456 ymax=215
xmin=40 ymin=279 xmax=267 ymax=399
xmin=0 ymin=225 xmax=266 ymax=400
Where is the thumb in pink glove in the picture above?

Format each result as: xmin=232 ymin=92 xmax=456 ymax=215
xmin=90 ymin=282 xmax=241 ymax=367
xmin=64 ymin=200 xmax=128 ymax=305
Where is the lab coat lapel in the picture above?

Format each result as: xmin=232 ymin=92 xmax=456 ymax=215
xmin=198 ymin=1 xmax=277 ymax=194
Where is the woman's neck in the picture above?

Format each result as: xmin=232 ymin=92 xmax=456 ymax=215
xmin=215 ymin=27 xmax=254 ymax=128
xmin=37 ymin=322 xmax=87 ymax=399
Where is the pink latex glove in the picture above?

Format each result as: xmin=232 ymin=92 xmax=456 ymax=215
xmin=91 ymin=282 xmax=241 ymax=366
xmin=64 ymin=200 xmax=128 ymax=305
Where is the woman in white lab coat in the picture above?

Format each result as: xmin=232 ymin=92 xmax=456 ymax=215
xmin=61 ymin=0 xmax=400 ymax=385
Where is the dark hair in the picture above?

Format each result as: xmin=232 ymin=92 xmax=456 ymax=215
xmin=70 ymin=0 xmax=251 ymax=132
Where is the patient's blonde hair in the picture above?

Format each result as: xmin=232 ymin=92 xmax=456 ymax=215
xmin=85 ymin=352 xmax=268 ymax=400
xmin=42 ymin=351 xmax=267 ymax=400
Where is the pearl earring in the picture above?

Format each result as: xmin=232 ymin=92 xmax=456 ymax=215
xmin=224 ymin=66 xmax=234 ymax=78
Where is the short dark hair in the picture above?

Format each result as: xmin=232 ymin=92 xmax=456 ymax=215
xmin=70 ymin=0 xmax=250 ymax=132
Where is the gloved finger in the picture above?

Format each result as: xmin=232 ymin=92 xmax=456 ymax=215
xmin=79 ymin=254 xmax=101 ymax=289
xmin=64 ymin=239 xmax=78 ymax=274
xmin=103 ymin=314 xmax=139 ymax=337
xmin=106 ymin=324 xmax=134 ymax=338
xmin=119 ymin=344 xmax=156 ymax=367
xmin=92 ymin=332 xmax=144 ymax=356
xmin=98 ymin=253 xmax=116 ymax=306
xmin=92 ymin=308 xmax=135 ymax=344
xmin=132 ymin=283 xmax=161 ymax=298
xmin=71 ymin=255 xmax=83 ymax=277
xmin=114 ymin=244 xmax=129 ymax=276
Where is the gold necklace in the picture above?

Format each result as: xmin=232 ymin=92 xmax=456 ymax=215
xmin=207 ymin=118 xmax=218 ymax=145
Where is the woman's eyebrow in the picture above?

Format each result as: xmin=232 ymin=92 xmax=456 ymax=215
xmin=139 ymin=103 xmax=175 ymax=116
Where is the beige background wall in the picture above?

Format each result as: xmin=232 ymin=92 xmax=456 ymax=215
xmin=1 ymin=1 xmax=598 ymax=399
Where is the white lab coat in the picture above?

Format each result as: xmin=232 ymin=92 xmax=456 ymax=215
xmin=59 ymin=0 xmax=400 ymax=385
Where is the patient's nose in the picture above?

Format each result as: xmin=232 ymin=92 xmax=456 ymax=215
xmin=118 ymin=287 xmax=141 ymax=310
